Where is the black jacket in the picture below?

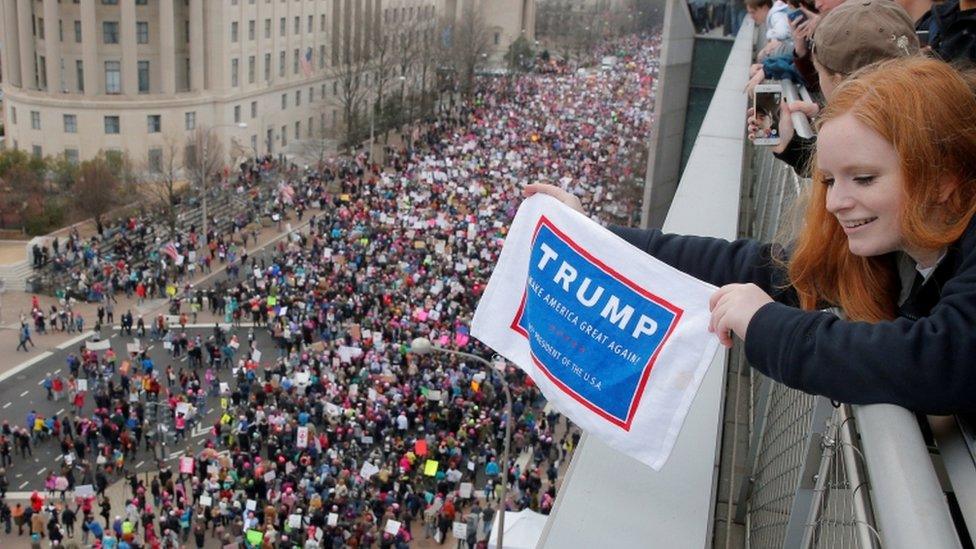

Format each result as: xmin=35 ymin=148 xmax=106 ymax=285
xmin=611 ymin=216 xmax=976 ymax=414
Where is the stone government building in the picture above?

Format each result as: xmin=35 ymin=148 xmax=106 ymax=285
xmin=0 ymin=0 xmax=534 ymax=166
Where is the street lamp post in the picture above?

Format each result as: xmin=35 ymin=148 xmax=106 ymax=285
xmin=410 ymin=337 xmax=512 ymax=549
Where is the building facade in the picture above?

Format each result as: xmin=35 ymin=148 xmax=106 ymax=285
xmin=0 ymin=0 xmax=436 ymax=166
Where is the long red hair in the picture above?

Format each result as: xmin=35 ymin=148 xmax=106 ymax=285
xmin=789 ymin=57 xmax=976 ymax=321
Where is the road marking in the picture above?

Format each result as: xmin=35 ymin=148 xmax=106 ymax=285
xmin=0 ymin=351 xmax=54 ymax=384
xmin=55 ymin=331 xmax=95 ymax=350
xmin=53 ymin=369 xmax=61 ymax=375
xmin=2 ymin=403 xmax=10 ymax=409
xmin=19 ymin=390 xmax=28 ymax=397
xmin=38 ymin=379 xmax=45 ymax=386
xmin=136 ymin=460 xmax=145 ymax=469
xmin=36 ymin=467 xmax=46 ymax=476
xmin=15 ymin=473 xmax=21 ymax=478
xmin=18 ymin=481 xmax=28 ymax=489
xmin=56 ymin=408 xmax=64 ymax=416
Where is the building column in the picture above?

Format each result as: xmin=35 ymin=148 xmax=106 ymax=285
xmin=80 ymin=0 xmax=98 ymax=95
xmin=16 ymin=0 xmax=36 ymax=89
xmin=42 ymin=0 xmax=61 ymax=92
xmin=189 ymin=0 xmax=205 ymax=91
xmin=159 ymin=0 xmax=176 ymax=94
xmin=120 ymin=0 xmax=138 ymax=94
xmin=1 ymin=0 xmax=23 ymax=87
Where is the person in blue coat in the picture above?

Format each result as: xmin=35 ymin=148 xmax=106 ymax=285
xmin=526 ymin=56 xmax=976 ymax=415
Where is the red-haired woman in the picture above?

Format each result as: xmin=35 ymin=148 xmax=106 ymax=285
xmin=527 ymin=56 xmax=976 ymax=414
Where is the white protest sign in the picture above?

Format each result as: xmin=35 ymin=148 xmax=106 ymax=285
xmin=427 ymin=390 xmax=442 ymax=402
xmin=359 ymin=461 xmax=380 ymax=478
xmin=288 ymin=514 xmax=302 ymax=528
xmin=246 ymin=499 xmax=257 ymax=511
xmin=453 ymin=522 xmax=468 ymax=539
xmin=74 ymin=484 xmax=94 ymax=497
xmin=327 ymin=513 xmax=338 ymax=526
xmin=251 ymin=349 xmax=262 ymax=363
xmin=264 ymin=470 xmax=276 ymax=482
xmin=200 ymin=494 xmax=213 ymax=507
xmin=76 ymin=379 xmax=89 ymax=392
xmin=126 ymin=342 xmax=141 ymax=354
xmin=296 ymin=426 xmax=309 ymax=448
xmin=384 ymin=519 xmax=402 ymax=536
xmin=467 ymin=461 xmax=475 ymax=472
xmin=471 ymin=194 xmax=720 ymax=471
xmin=87 ymin=339 xmax=111 ymax=351
xmin=459 ymin=482 xmax=473 ymax=498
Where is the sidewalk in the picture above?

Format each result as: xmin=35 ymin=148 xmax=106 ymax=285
xmin=0 ymin=206 xmax=319 ymax=376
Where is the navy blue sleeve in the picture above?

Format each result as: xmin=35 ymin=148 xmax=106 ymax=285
xmin=745 ymin=276 xmax=976 ymax=414
xmin=609 ymin=226 xmax=797 ymax=304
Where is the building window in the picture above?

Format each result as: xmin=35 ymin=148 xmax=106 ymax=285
xmin=281 ymin=93 xmax=287 ymax=109
xmin=234 ymin=105 xmax=241 ymax=124
xmin=309 ymin=86 xmax=314 ymax=102
xmin=32 ymin=145 xmax=43 ymax=159
xmin=103 ymin=21 xmax=119 ymax=44
xmin=74 ymin=20 xmax=82 ymax=43
xmin=65 ymin=149 xmax=80 ymax=165
xmin=319 ymin=45 xmax=326 ymax=69
xmin=38 ymin=18 xmax=44 ymax=40
xmin=251 ymin=101 xmax=257 ymax=118
xmin=248 ymin=56 xmax=255 ymax=84
xmin=320 ymin=14 xmax=326 ymax=31
xmin=102 ymin=0 xmax=118 ymax=4
xmin=105 ymin=61 xmax=121 ymax=94
xmin=307 ymin=15 xmax=313 ymax=33
xmin=494 ymin=32 xmax=500 ymax=46
xmin=281 ymin=125 xmax=287 ymax=146
xmin=231 ymin=58 xmax=239 ymax=87
xmin=9 ymin=107 xmax=16 ymax=125
xmin=308 ymin=116 xmax=313 ymax=137
xmin=264 ymin=53 xmax=271 ymax=81
xmin=63 ymin=114 xmax=77 ymax=133
xmin=136 ymin=0 xmax=148 ymax=5
xmin=76 ymin=60 xmax=84 ymax=92
xmin=104 ymin=115 xmax=120 ymax=134
xmin=295 ymin=90 xmax=301 ymax=106
xmin=248 ymin=20 xmax=255 ymax=40
xmin=148 ymin=148 xmax=162 ymax=173
xmin=231 ymin=21 xmax=239 ymax=43
xmin=147 ymin=114 xmax=161 ymax=133
xmin=294 ymin=121 xmax=300 ymax=140
xmin=137 ymin=21 xmax=149 ymax=44
xmin=279 ymin=51 xmax=285 ymax=77
xmin=264 ymin=19 xmax=271 ymax=39
xmin=279 ymin=17 xmax=285 ymax=36
xmin=293 ymin=49 xmax=299 ymax=74
xmin=293 ymin=16 xmax=299 ymax=35
xmin=138 ymin=60 xmax=150 ymax=93
xmin=185 ymin=111 xmax=196 ymax=130
xmin=30 ymin=111 xmax=41 ymax=130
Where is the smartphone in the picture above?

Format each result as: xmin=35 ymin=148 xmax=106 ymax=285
xmin=752 ymin=83 xmax=783 ymax=146
xmin=916 ymin=29 xmax=930 ymax=47
xmin=787 ymin=9 xmax=806 ymax=23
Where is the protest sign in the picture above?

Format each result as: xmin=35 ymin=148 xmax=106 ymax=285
xmin=76 ymin=379 xmax=88 ymax=392
xmin=414 ymin=439 xmax=428 ymax=456
xmin=453 ymin=522 xmax=468 ymax=539
xmin=296 ymin=426 xmax=309 ymax=448
xmin=87 ymin=339 xmax=111 ymax=351
xmin=264 ymin=470 xmax=275 ymax=482
xmin=288 ymin=514 xmax=302 ymax=528
xmin=246 ymin=530 xmax=263 ymax=546
xmin=200 ymin=494 xmax=213 ymax=507
xmin=423 ymin=459 xmax=438 ymax=476
xmin=459 ymin=482 xmax=473 ymax=498
xmin=246 ymin=500 xmax=257 ymax=512
xmin=384 ymin=519 xmax=402 ymax=536
xmin=471 ymin=194 xmax=720 ymax=470
xmin=360 ymin=461 xmax=380 ymax=478
xmin=328 ymin=513 xmax=339 ymax=526
xmin=179 ymin=457 xmax=194 ymax=474
xmin=74 ymin=484 xmax=94 ymax=497
xmin=126 ymin=342 xmax=141 ymax=354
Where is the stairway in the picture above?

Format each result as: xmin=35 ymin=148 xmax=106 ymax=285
xmin=0 ymin=259 xmax=32 ymax=292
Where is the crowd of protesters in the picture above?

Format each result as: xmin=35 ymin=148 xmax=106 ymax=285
xmin=2 ymin=31 xmax=662 ymax=548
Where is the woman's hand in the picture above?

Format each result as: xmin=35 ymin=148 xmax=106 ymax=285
xmin=523 ymin=183 xmax=585 ymax=214
xmin=708 ymin=283 xmax=773 ymax=348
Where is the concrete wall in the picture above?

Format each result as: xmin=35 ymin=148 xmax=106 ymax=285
xmin=537 ymin=16 xmax=754 ymax=549
xmin=640 ymin=0 xmax=695 ymax=230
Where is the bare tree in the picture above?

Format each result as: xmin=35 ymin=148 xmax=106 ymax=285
xmin=73 ymin=152 xmax=124 ymax=236
xmin=185 ymin=127 xmax=224 ymax=239
xmin=331 ymin=45 xmax=372 ymax=149
xmin=145 ymin=138 xmax=185 ymax=238
xmin=444 ymin=2 xmax=492 ymax=96
xmin=296 ymin=102 xmax=340 ymax=167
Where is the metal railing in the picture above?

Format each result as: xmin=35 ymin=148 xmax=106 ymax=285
xmin=733 ymin=79 xmax=968 ymax=549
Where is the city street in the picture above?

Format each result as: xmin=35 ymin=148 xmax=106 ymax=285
xmin=0 ymin=323 xmax=279 ymax=495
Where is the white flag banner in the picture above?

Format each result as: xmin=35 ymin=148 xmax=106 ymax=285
xmin=471 ymin=195 xmax=719 ymax=470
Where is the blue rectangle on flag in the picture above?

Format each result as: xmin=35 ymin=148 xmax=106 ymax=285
xmin=511 ymin=217 xmax=683 ymax=430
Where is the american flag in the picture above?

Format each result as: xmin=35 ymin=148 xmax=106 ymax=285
xmin=300 ymin=47 xmax=314 ymax=77
xmin=161 ymin=242 xmax=179 ymax=260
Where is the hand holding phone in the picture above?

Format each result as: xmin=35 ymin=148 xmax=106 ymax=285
xmin=752 ymin=84 xmax=783 ymax=146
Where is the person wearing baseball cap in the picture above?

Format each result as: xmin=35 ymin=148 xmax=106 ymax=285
xmin=759 ymin=0 xmax=920 ymax=176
